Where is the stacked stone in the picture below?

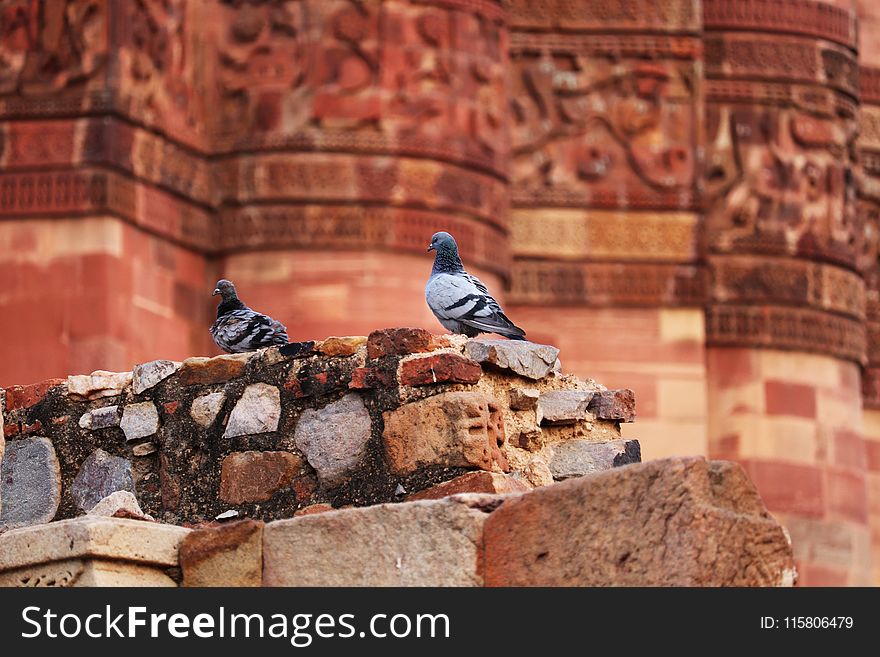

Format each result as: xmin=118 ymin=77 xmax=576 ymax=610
xmin=0 ymin=329 xmax=637 ymax=530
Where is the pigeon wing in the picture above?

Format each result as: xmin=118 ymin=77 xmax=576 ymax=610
xmin=211 ymin=308 xmax=289 ymax=352
xmin=427 ymin=273 xmax=526 ymax=338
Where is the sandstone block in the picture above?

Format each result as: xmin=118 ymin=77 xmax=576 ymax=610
xmin=399 ymin=353 xmax=482 ymax=386
xmin=536 ymin=390 xmax=595 ymax=425
xmin=549 ymin=439 xmax=641 ymax=480
xmin=509 ymin=387 xmax=539 ymax=411
xmin=588 ymin=388 xmax=636 ymax=422
xmin=464 ymin=339 xmax=560 ymax=380
xmin=190 ymin=391 xmax=225 ymax=427
xmin=407 ymin=472 xmax=529 ymax=501
xmin=219 ymin=451 xmax=302 ymax=504
xmin=71 ymin=448 xmax=135 ymax=512
xmin=0 ymin=437 xmax=61 ymax=532
xmin=0 ymin=516 xmax=188 ymax=586
xmin=294 ymin=394 xmax=372 ymax=487
xmin=178 ymin=353 xmax=251 ymax=386
xmin=263 ymin=497 xmax=495 ymax=586
xmin=120 ymin=402 xmax=159 ymax=442
xmin=180 ymin=519 xmax=263 ymax=587
xmin=317 ymin=336 xmax=367 ymax=357
xmin=132 ymin=360 xmax=180 ymax=394
xmin=223 ymin=383 xmax=281 ymax=438
xmin=382 ymin=391 xmax=507 ymax=475
xmin=483 ymin=457 xmax=796 ymax=586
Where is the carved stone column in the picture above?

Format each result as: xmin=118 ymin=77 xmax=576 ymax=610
xmin=704 ymin=0 xmax=871 ymax=585
xmin=205 ymin=0 xmax=511 ymax=339
xmin=503 ymin=0 xmax=707 ymax=458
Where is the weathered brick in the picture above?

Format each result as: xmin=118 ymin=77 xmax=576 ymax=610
xmin=367 ymin=327 xmax=437 ymax=359
xmin=399 ymin=353 xmax=482 ymax=386
xmin=4 ymin=378 xmax=66 ymax=411
xmin=349 ymin=366 xmax=396 ymax=389
xmin=317 ymin=336 xmax=367 ymax=357
xmin=178 ymin=354 xmax=251 ymax=386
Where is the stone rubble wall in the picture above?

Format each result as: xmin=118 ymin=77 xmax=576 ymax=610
xmin=0 ymin=457 xmax=796 ymax=587
xmin=0 ymin=329 xmax=637 ymax=529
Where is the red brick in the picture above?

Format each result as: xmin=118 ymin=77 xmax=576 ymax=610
xmin=367 ymin=327 xmax=437 ymax=359
xmin=833 ymin=429 xmax=866 ymax=470
xmin=743 ymin=460 xmax=824 ymax=517
xmin=349 ymin=367 xmax=396 ymax=389
xmin=799 ymin=563 xmax=848 ymax=587
xmin=163 ymin=401 xmax=180 ymax=415
xmin=291 ymin=473 xmax=318 ymax=500
xmin=294 ymin=503 xmax=334 ymax=517
xmin=4 ymin=378 xmax=67 ymax=411
xmin=4 ymin=422 xmax=19 ymax=438
xmin=764 ymin=380 xmax=817 ymax=418
xmin=827 ymin=468 xmax=868 ymax=524
xmin=21 ymin=420 xmax=42 ymax=434
xmin=866 ymin=441 xmax=880 ymax=473
xmin=399 ymin=353 xmax=482 ymax=386
xmin=407 ymin=471 xmax=529 ymax=501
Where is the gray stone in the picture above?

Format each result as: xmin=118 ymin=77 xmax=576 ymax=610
xmin=549 ymin=439 xmax=641 ymax=480
xmin=87 ymin=491 xmax=150 ymax=520
xmin=294 ymin=393 xmax=371 ymax=487
xmin=190 ymin=392 xmax=225 ymax=428
xmin=263 ymin=496 xmax=494 ymax=585
xmin=223 ymin=384 xmax=280 ymax=438
xmin=0 ymin=437 xmax=61 ymax=532
xmin=509 ymin=387 xmax=539 ymax=411
xmin=464 ymin=339 xmax=560 ymax=380
xmin=71 ymin=449 xmax=135 ymax=513
xmin=78 ymin=405 xmax=120 ymax=430
xmin=132 ymin=360 xmax=180 ymax=395
xmin=120 ymin=402 xmax=159 ymax=442
xmin=132 ymin=442 xmax=157 ymax=457
xmin=537 ymin=390 xmax=595 ymax=425
xmin=588 ymin=388 xmax=636 ymax=423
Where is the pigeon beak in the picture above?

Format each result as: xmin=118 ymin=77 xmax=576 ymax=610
xmin=212 ymin=288 xmax=220 ymax=296
xmin=427 ymin=245 xmax=435 ymax=252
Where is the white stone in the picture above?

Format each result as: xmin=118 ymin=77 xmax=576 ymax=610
xmin=223 ymin=384 xmax=280 ymax=438
xmin=190 ymin=392 xmax=226 ymax=428
xmin=68 ymin=370 xmax=132 ymax=401
xmin=216 ymin=510 xmax=239 ymax=521
xmin=87 ymin=490 xmax=152 ymax=520
xmin=132 ymin=360 xmax=180 ymax=395
xmin=120 ymin=402 xmax=160 ymax=442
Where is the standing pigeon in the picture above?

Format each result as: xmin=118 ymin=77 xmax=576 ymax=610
xmin=425 ymin=232 xmax=526 ymax=340
xmin=210 ymin=279 xmax=290 ymax=353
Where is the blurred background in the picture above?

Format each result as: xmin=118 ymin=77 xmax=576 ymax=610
xmin=1 ymin=0 xmax=879 ymax=584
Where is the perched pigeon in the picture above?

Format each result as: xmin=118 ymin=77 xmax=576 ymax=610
xmin=425 ymin=232 xmax=526 ymax=340
xmin=210 ymin=279 xmax=290 ymax=353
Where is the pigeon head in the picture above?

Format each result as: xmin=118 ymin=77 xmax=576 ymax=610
xmin=428 ymin=231 xmax=464 ymax=274
xmin=427 ymin=231 xmax=457 ymax=254
xmin=212 ymin=279 xmax=238 ymax=300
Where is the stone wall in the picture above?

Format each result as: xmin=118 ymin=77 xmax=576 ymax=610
xmin=0 ymin=329 xmax=636 ymax=528
xmin=0 ymin=457 xmax=796 ymax=587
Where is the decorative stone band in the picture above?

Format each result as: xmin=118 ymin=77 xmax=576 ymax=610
xmin=505 ymin=0 xmax=701 ymax=33
xmin=705 ymin=80 xmax=858 ymax=116
xmin=705 ymin=304 xmax=867 ymax=365
xmin=704 ymin=34 xmax=858 ymax=100
xmin=703 ymin=0 xmax=858 ymax=52
xmin=508 ymin=260 xmax=707 ymax=307
xmin=508 ymin=33 xmax=701 ymax=59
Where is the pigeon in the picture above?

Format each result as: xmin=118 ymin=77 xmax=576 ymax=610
xmin=210 ymin=279 xmax=290 ymax=353
xmin=425 ymin=231 xmax=526 ymax=340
